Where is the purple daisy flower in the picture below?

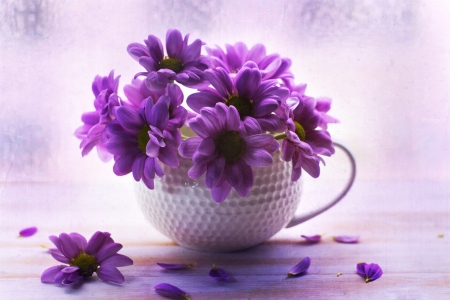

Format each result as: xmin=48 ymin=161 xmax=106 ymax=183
xmin=106 ymin=93 xmax=185 ymax=189
xmin=41 ymin=232 xmax=133 ymax=285
xmin=281 ymin=93 xmax=335 ymax=180
xmin=74 ymin=70 xmax=121 ymax=162
xmin=127 ymin=29 xmax=209 ymax=90
xmin=187 ymin=62 xmax=289 ymax=132
xmin=206 ymin=42 xmax=293 ymax=83
xmin=179 ymin=102 xmax=279 ymax=203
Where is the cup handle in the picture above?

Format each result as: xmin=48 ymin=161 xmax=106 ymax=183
xmin=285 ymin=142 xmax=357 ymax=228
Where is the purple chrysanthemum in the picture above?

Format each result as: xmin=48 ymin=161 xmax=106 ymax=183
xmin=127 ymin=29 xmax=209 ymax=90
xmin=74 ymin=70 xmax=121 ymax=162
xmin=179 ymin=102 xmax=279 ymax=202
xmin=122 ymin=78 xmax=164 ymax=110
xmin=281 ymin=92 xmax=335 ymax=180
xmin=41 ymin=231 xmax=133 ymax=285
xmin=106 ymin=92 xmax=185 ymax=189
xmin=187 ymin=61 xmax=289 ymax=132
xmin=206 ymin=42 xmax=293 ymax=83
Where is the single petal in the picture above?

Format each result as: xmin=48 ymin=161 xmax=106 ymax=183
xmin=235 ymin=68 xmax=261 ymax=99
xmin=333 ymin=235 xmax=360 ymax=244
xmin=156 ymin=263 xmax=196 ymax=270
xmin=150 ymin=98 xmax=170 ymax=129
xmin=61 ymin=266 xmax=79 ymax=273
xmin=364 ymin=263 xmax=383 ymax=282
xmin=242 ymin=149 xmax=273 ymax=167
xmin=252 ymin=98 xmax=280 ymax=117
xmin=187 ymin=90 xmax=225 ymax=113
xmin=97 ymin=266 xmax=125 ymax=284
xmin=179 ymin=137 xmax=202 ymax=158
xmin=245 ymin=134 xmax=275 ymax=149
xmin=209 ymin=265 xmax=230 ymax=280
xmin=226 ymin=105 xmax=241 ymax=131
xmin=288 ymin=257 xmax=311 ymax=276
xmin=96 ymin=243 xmax=123 ymax=263
xmin=19 ymin=227 xmax=37 ymax=237
xmin=41 ymin=265 xmax=65 ymax=283
xmin=187 ymin=163 xmax=207 ymax=179
xmin=50 ymin=249 xmax=70 ymax=263
xmin=154 ymin=283 xmax=189 ymax=299
xmin=166 ymin=29 xmax=184 ymax=58
xmin=205 ymin=157 xmax=226 ymax=188
xmin=132 ymin=154 xmax=147 ymax=181
xmin=158 ymin=146 xmax=180 ymax=168
xmin=69 ymin=233 xmax=88 ymax=251
xmin=101 ymin=254 xmax=133 ymax=268
xmin=232 ymin=162 xmax=253 ymax=197
xmin=116 ymin=107 xmax=142 ymax=132
xmin=356 ymin=262 xmax=367 ymax=276
xmin=113 ymin=153 xmax=138 ymax=176
xmin=204 ymin=69 xmax=232 ymax=98
xmin=59 ymin=233 xmax=80 ymax=259
xmin=210 ymin=180 xmax=232 ymax=203
xmin=180 ymin=39 xmax=202 ymax=63
xmin=301 ymin=235 xmax=322 ymax=243
xmin=85 ymin=231 xmax=107 ymax=255
xmin=197 ymin=138 xmax=216 ymax=156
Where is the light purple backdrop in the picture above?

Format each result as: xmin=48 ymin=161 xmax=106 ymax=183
xmin=0 ymin=0 xmax=449 ymax=185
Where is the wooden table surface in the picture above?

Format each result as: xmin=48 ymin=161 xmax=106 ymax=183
xmin=0 ymin=179 xmax=449 ymax=299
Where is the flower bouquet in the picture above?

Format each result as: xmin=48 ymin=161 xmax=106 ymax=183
xmin=75 ymin=29 xmax=338 ymax=204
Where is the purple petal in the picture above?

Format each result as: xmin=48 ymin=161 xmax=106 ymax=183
xmin=243 ymin=117 xmax=262 ymax=135
xmin=19 ymin=226 xmax=37 ymax=237
xmin=166 ymin=29 xmax=183 ymax=58
xmin=101 ymin=254 xmax=133 ymax=268
xmin=180 ymin=39 xmax=202 ymax=63
xmin=85 ymin=231 xmax=108 ymax=256
xmin=158 ymin=146 xmax=180 ymax=168
xmin=333 ymin=235 xmax=360 ymax=244
xmin=150 ymin=99 xmax=170 ymax=129
xmin=96 ymin=243 xmax=123 ymax=263
xmin=69 ymin=232 xmax=87 ymax=251
xmin=197 ymin=138 xmax=216 ymax=156
xmin=252 ymin=98 xmax=280 ymax=117
xmin=242 ymin=148 xmax=273 ymax=167
xmin=61 ymin=266 xmax=79 ymax=274
xmin=50 ymin=249 xmax=70 ymax=263
xmin=187 ymin=90 xmax=225 ymax=113
xmin=356 ymin=262 xmax=367 ymax=276
xmin=41 ymin=265 xmax=65 ymax=283
xmin=205 ymin=156 xmax=226 ymax=188
xmin=97 ymin=266 xmax=125 ymax=284
xmin=301 ymin=235 xmax=322 ymax=243
xmin=113 ymin=153 xmax=138 ymax=176
xmin=187 ymin=163 xmax=207 ymax=179
xmin=210 ymin=180 xmax=232 ymax=203
xmin=245 ymin=134 xmax=275 ymax=149
xmin=288 ymin=257 xmax=311 ymax=276
xmin=364 ymin=263 xmax=383 ymax=282
xmin=209 ymin=265 xmax=230 ymax=280
xmin=59 ymin=233 xmax=80 ymax=259
xmin=232 ymin=162 xmax=253 ymax=197
xmin=145 ymin=35 xmax=164 ymax=62
xmin=179 ymin=137 xmax=201 ymax=158
xmin=116 ymin=107 xmax=142 ymax=132
xmin=226 ymin=105 xmax=241 ymax=131
xmin=154 ymin=283 xmax=189 ymax=299
xmin=235 ymin=68 xmax=261 ymax=98
xmin=132 ymin=154 xmax=146 ymax=181
xmin=156 ymin=263 xmax=196 ymax=270
xmin=204 ymin=69 xmax=232 ymax=98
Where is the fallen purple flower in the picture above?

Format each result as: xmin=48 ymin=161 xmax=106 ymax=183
xmin=154 ymin=283 xmax=190 ymax=299
xmin=156 ymin=263 xmax=196 ymax=270
xmin=301 ymin=234 xmax=321 ymax=243
xmin=41 ymin=231 xmax=133 ymax=285
xmin=19 ymin=227 xmax=37 ymax=237
xmin=356 ymin=262 xmax=383 ymax=283
xmin=333 ymin=235 xmax=359 ymax=244
xmin=209 ymin=264 xmax=230 ymax=280
xmin=288 ymin=257 xmax=311 ymax=276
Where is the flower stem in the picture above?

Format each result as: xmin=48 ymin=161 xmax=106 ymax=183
xmin=274 ymin=133 xmax=286 ymax=140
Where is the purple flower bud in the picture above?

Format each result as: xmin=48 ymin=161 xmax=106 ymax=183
xmin=19 ymin=227 xmax=37 ymax=237
xmin=356 ymin=262 xmax=383 ymax=283
xmin=333 ymin=235 xmax=359 ymax=243
xmin=301 ymin=234 xmax=321 ymax=243
xmin=209 ymin=264 xmax=230 ymax=280
xmin=288 ymin=257 xmax=311 ymax=276
xmin=156 ymin=263 xmax=196 ymax=270
xmin=154 ymin=283 xmax=190 ymax=299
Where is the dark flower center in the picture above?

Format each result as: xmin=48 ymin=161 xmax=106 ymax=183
xmin=70 ymin=253 xmax=99 ymax=277
xmin=226 ymin=95 xmax=253 ymax=119
xmin=137 ymin=125 xmax=151 ymax=153
xmin=294 ymin=121 xmax=306 ymax=141
xmin=215 ymin=131 xmax=244 ymax=161
xmin=159 ymin=56 xmax=183 ymax=73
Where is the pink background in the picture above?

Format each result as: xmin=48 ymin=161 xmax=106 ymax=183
xmin=1 ymin=0 xmax=449 ymax=185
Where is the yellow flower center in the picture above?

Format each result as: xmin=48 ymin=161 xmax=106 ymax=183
xmin=159 ymin=56 xmax=183 ymax=73
xmin=215 ymin=131 xmax=244 ymax=161
xmin=226 ymin=95 xmax=253 ymax=119
xmin=70 ymin=253 xmax=99 ymax=277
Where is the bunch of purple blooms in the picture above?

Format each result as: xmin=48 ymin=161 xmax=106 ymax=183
xmin=75 ymin=29 xmax=338 ymax=203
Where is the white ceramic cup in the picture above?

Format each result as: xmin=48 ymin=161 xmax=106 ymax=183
xmin=134 ymin=142 xmax=356 ymax=252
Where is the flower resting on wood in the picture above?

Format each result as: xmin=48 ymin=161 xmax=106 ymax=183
xmin=209 ymin=264 xmax=230 ymax=280
xmin=41 ymin=232 xmax=133 ymax=285
xmin=356 ymin=262 xmax=383 ymax=283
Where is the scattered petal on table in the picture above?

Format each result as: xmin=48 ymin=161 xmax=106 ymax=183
xmin=333 ymin=235 xmax=359 ymax=243
xmin=154 ymin=283 xmax=190 ymax=299
xmin=156 ymin=263 xmax=196 ymax=270
xmin=209 ymin=264 xmax=230 ymax=280
xmin=356 ymin=262 xmax=383 ymax=283
xmin=301 ymin=234 xmax=321 ymax=243
xmin=288 ymin=257 xmax=311 ymax=276
xmin=19 ymin=227 xmax=37 ymax=237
